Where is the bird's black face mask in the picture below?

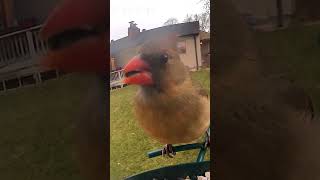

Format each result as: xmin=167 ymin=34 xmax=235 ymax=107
xmin=140 ymin=52 xmax=169 ymax=93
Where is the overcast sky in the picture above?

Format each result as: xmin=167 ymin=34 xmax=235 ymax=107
xmin=110 ymin=0 xmax=204 ymax=41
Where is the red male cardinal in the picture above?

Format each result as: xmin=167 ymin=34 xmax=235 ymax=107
xmin=123 ymin=34 xmax=210 ymax=157
xmin=40 ymin=0 xmax=107 ymax=179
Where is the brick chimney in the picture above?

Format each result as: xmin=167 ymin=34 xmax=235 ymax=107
xmin=128 ymin=21 xmax=140 ymax=38
xmin=110 ymin=57 xmax=116 ymax=71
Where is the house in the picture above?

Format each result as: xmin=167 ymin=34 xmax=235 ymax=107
xmin=231 ymin=0 xmax=296 ymax=29
xmin=0 ymin=0 xmax=59 ymax=31
xmin=110 ymin=21 xmax=205 ymax=71
xmin=200 ymin=31 xmax=210 ymax=67
xmin=294 ymin=0 xmax=320 ymax=21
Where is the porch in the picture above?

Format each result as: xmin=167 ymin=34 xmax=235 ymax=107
xmin=0 ymin=25 xmax=65 ymax=92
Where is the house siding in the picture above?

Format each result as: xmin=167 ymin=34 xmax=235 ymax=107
xmin=175 ymin=35 xmax=201 ymax=70
xmin=14 ymin=0 xmax=59 ymax=23
xmin=112 ymin=35 xmax=202 ymax=71
xmin=113 ymin=45 xmax=140 ymax=69
xmin=196 ymin=35 xmax=202 ymax=67
xmin=201 ymin=40 xmax=210 ymax=67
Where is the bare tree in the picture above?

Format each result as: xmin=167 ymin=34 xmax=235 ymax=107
xmin=183 ymin=13 xmax=210 ymax=32
xmin=183 ymin=0 xmax=210 ymax=32
xmin=201 ymin=0 xmax=210 ymax=15
xmin=200 ymin=0 xmax=210 ymax=32
xmin=199 ymin=13 xmax=210 ymax=32
xmin=163 ymin=18 xmax=179 ymax=26
xmin=183 ymin=14 xmax=194 ymax=23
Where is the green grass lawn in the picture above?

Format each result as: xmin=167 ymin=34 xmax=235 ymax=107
xmin=0 ymin=69 xmax=209 ymax=180
xmin=110 ymin=69 xmax=210 ymax=180
xmin=0 ymin=74 xmax=92 ymax=180
xmin=255 ymin=24 xmax=320 ymax=114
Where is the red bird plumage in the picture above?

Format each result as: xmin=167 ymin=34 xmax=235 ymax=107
xmin=40 ymin=0 xmax=107 ymax=74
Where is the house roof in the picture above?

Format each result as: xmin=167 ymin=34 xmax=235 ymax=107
xmin=110 ymin=21 xmax=200 ymax=55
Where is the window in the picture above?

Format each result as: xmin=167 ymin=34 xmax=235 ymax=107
xmin=177 ymin=40 xmax=186 ymax=54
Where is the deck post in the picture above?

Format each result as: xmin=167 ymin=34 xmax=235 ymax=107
xmin=2 ymin=80 xmax=6 ymax=91
xmin=26 ymin=31 xmax=36 ymax=56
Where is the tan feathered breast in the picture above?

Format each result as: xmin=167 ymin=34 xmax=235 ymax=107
xmin=134 ymin=79 xmax=210 ymax=144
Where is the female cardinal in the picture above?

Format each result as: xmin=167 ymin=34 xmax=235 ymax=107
xmin=123 ymin=34 xmax=210 ymax=157
xmin=40 ymin=0 xmax=108 ymax=179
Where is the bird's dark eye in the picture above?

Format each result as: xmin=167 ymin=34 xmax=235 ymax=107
xmin=160 ymin=53 xmax=168 ymax=63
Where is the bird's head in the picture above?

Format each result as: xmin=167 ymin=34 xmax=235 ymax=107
xmin=123 ymin=34 xmax=187 ymax=92
xmin=40 ymin=0 xmax=107 ymax=74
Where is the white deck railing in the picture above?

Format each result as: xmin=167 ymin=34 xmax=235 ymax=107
xmin=0 ymin=25 xmax=48 ymax=66
xmin=110 ymin=69 xmax=125 ymax=89
xmin=0 ymin=25 xmax=127 ymax=91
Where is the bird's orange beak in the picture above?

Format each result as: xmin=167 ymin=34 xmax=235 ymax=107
xmin=123 ymin=56 xmax=154 ymax=85
xmin=40 ymin=0 xmax=107 ymax=74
